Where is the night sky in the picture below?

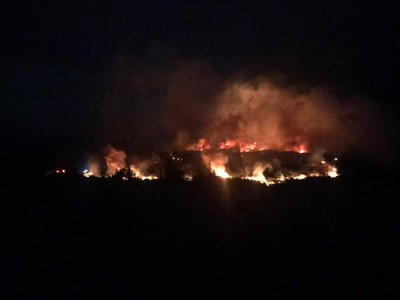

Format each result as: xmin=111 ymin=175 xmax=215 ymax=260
xmin=2 ymin=1 xmax=399 ymax=171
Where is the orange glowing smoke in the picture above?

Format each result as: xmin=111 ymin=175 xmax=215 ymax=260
xmin=173 ymin=78 xmax=385 ymax=158
xmin=104 ymin=145 xmax=127 ymax=176
xmin=180 ymin=81 xmax=318 ymax=154
xmin=106 ymin=59 xmax=394 ymax=166
xmin=187 ymin=138 xmax=211 ymax=151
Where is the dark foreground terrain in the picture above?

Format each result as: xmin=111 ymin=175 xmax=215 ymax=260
xmin=1 ymin=166 xmax=399 ymax=299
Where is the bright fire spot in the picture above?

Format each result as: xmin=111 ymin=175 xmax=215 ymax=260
xmin=202 ymin=152 xmax=232 ymax=179
xmin=291 ymin=174 xmax=307 ymax=180
xmin=298 ymin=148 xmax=306 ymax=154
xmin=129 ymin=165 xmax=159 ymax=180
xmin=327 ymin=166 xmax=339 ymax=178
xmin=183 ymin=174 xmax=193 ymax=181
xmin=212 ymin=165 xmax=231 ymax=179
xmin=83 ymin=169 xmax=95 ymax=178
xmin=139 ymin=175 xmax=159 ymax=180
xmin=243 ymin=162 xmax=273 ymax=185
xmin=287 ymin=143 xmax=308 ymax=153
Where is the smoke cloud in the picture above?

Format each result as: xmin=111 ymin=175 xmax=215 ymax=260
xmin=101 ymin=55 xmax=396 ymax=164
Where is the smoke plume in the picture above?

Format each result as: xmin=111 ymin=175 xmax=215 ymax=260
xmin=101 ymin=56 xmax=396 ymax=164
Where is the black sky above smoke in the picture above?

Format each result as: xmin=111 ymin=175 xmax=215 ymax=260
xmin=2 ymin=1 xmax=399 ymax=168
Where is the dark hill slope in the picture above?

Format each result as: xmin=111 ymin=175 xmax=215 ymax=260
xmin=1 ymin=169 xmax=398 ymax=298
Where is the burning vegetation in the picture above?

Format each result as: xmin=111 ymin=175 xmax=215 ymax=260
xmin=83 ymin=145 xmax=338 ymax=186
xmin=86 ymin=60 xmax=397 ymax=184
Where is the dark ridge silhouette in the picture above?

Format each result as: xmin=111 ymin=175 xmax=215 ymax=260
xmin=1 ymin=162 xmax=398 ymax=299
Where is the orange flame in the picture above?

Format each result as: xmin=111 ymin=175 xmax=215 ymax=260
xmin=202 ymin=152 xmax=232 ymax=179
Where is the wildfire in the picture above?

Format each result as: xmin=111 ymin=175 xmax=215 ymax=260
xmin=240 ymin=142 xmax=258 ymax=152
xmin=218 ymin=139 xmax=237 ymax=150
xmin=187 ymin=138 xmax=211 ymax=151
xmin=243 ymin=162 xmax=274 ymax=185
xmin=202 ymin=154 xmax=337 ymax=185
xmin=88 ymin=68 xmax=389 ymax=186
xmin=290 ymin=143 xmax=308 ymax=154
xmin=202 ymin=152 xmax=232 ymax=179
xmin=83 ymin=144 xmax=339 ymax=185
xmin=187 ymin=138 xmax=309 ymax=154
xmin=129 ymin=165 xmax=159 ymax=180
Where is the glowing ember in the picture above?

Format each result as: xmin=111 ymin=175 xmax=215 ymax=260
xmin=183 ymin=174 xmax=193 ymax=181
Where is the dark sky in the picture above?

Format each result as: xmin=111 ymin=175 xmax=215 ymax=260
xmin=2 ymin=1 xmax=399 ymax=169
